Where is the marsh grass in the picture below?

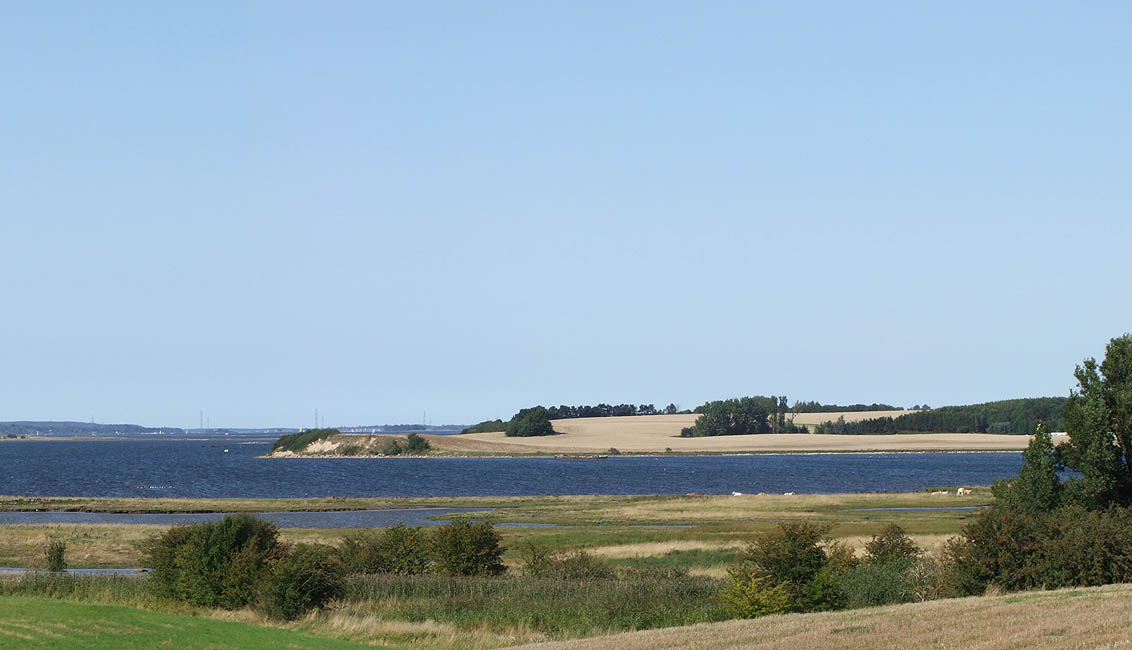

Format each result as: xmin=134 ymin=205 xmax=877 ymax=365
xmin=345 ymin=573 xmax=729 ymax=636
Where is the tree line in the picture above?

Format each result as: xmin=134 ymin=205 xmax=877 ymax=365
xmin=790 ymin=401 xmax=902 ymax=413
xmin=682 ymin=396 xmax=805 ymax=437
xmin=460 ymin=401 xmax=690 ymax=436
xmin=811 ymin=397 xmax=1068 ymax=434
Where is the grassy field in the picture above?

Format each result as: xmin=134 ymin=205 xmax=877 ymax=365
xmin=0 ymin=491 xmax=991 ymax=569
xmin=5 ymin=491 xmax=1128 ymax=650
xmin=441 ymin=413 xmax=1033 ymax=454
xmin=508 ymin=584 xmax=1132 ymax=650
xmin=0 ymin=595 xmax=386 ymax=649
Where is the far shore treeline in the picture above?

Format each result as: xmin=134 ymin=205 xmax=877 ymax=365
xmin=462 ymin=396 xmax=1069 ymax=438
xmin=812 ymin=398 xmax=1067 ymax=435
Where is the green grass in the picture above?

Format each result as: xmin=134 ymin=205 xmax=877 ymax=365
xmin=0 ymin=595 xmax=389 ymax=649
xmin=345 ymin=573 xmax=729 ymax=636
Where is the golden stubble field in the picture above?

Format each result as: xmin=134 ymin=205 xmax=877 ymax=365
xmin=449 ymin=413 xmax=1034 ymax=453
xmin=510 ymin=584 xmax=1132 ymax=650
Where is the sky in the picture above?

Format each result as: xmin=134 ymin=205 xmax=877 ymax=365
xmin=2 ymin=2 xmax=1129 ymax=428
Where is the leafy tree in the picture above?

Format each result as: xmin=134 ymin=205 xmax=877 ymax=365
xmin=863 ymin=523 xmax=921 ymax=565
xmin=1059 ymin=334 xmax=1132 ymax=508
xmin=992 ymin=423 xmax=1063 ymax=513
xmin=723 ymin=522 xmax=847 ymax=615
xmin=506 ymin=406 xmax=555 ymax=437
xmin=404 ymin=433 xmax=431 ymax=454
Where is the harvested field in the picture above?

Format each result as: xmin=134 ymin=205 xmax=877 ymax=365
xmin=455 ymin=413 xmax=1032 ymax=453
xmin=510 ymin=583 xmax=1132 ymax=650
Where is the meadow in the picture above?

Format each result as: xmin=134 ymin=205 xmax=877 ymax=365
xmin=4 ymin=489 xmax=1130 ymax=649
xmin=0 ymin=491 xmax=991 ymax=569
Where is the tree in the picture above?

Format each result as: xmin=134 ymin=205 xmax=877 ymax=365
xmin=1060 ymin=334 xmax=1132 ymax=508
xmin=404 ymin=433 xmax=431 ymax=454
xmin=505 ymin=406 xmax=555 ymax=437
xmin=992 ymin=423 xmax=1063 ymax=513
xmin=863 ymin=523 xmax=920 ymax=565
xmin=722 ymin=522 xmax=848 ymax=615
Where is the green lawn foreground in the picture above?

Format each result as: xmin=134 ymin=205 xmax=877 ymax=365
xmin=0 ymin=595 xmax=389 ymax=650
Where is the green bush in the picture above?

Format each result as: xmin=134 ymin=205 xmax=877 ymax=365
xmin=404 ymin=433 xmax=431 ymax=454
xmin=840 ymin=559 xmax=916 ymax=608
xmin=256 ymin=544 xmax=345 ymax=621
xmin=863 ymin=523 xmax=920 ymax=565
xmin=338 ymin=524 xmax=430 ymax=575
xmin=142 ymin=513 xmax=281 ymax=608
xmin=460 ymin=419 xmax=506 ymax=435
xmin=380 ymin=438 xmax=403 ymax=456
xmin=723 ymin=522 xmax=848 ymax=616
xmin=946 ymin=505 xmax=1132 ymax=595
xmin=430 ymin=521 xmax=505 ymax=576
xmin=45 ymin=540 xmax=67 ymax=572
xmin=719 ymin=567 xmax=792 ymax=617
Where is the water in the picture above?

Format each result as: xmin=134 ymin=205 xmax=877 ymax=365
xmin=0 ymin=508 xmax=494 ymax=528
xmin=0 ymin=438 xmax=1026 ymax=498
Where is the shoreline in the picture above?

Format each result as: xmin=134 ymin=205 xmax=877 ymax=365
xmin=261 ymin=448 xmax=1026 ymax=460
xmin=0 ymin=488 xmax=994 ymax=514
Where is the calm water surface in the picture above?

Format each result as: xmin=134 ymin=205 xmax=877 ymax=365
xmin=0 ymin=439 xmax=1025 ymax=498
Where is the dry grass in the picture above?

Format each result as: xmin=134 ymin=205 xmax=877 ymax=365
xmin=0 ymin=524 xmax=160 ymax=568
xmin=584 ymin=541 xmax=743 ymax=559
xmin=455 ymin=413 xmax=1032 ymax=453
xmin=508 ymin=584 xmax=1132 ymax=650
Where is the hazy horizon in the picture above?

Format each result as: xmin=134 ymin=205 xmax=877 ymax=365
xmin=3 ymin=3 xmax=1129 ymax=428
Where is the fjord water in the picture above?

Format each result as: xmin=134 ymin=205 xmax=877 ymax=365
xmin=0 ymin=438 xmax=1024 ymax=498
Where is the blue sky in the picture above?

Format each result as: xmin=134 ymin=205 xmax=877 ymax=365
xmin=2 ymin=2 xmax=1129 ymax=428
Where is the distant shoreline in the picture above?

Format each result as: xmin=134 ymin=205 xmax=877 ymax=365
xmin=262 ymin=448 xmax=1025 ymax=460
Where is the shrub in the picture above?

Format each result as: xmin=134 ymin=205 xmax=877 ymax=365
xmin=460 ymin=419 xmax=506 ymax=435
xmin=339 ymin=524 xmax=430 ymax=575
xmin=404 ymin=433 xmax=431 ymax=454
xmin=906 ymin=552 xmax=965 ymax=602
xmin=723 ymin=522 xmax=848 ymax=616
xmin=142 ymin=513 xmax=281 ymax=608
xmin=863 ymin=523 xmax=920 ymax=565
xmin=945 ymin=505 xmax=1132 ymax=595
xmin=45 ymin=541 xmax=66 ymax=572
xmin=256 ymin=544 xmax=345 ymax=621
xmin=840 ymin=559 xmax=915 ymax=608
xmin=380 ymin=438 xmax=403 ymax=456
xmin=719 ymin=567 xmax=792 ymax=617
xmin=430 ymin=521 xmax=505 ymax=576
